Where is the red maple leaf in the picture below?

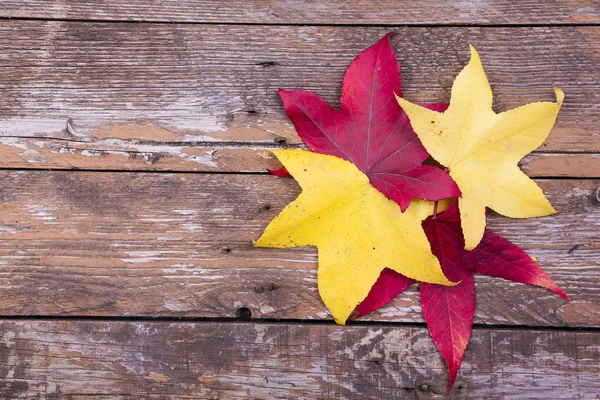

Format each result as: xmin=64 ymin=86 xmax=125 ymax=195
xmin=278 ymin=33 xmax=459 ymax=211
xmin=355 ymin=202 xmax=569 ymax=392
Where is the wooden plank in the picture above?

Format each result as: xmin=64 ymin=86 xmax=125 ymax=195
xmin=520 ymin=153 xmax=600 ymax=178
xmin=1 ymin=1 xmax=599 ymax=25
xmin=0 ymin=22 xmax=597 ymax=175
xmin=0 ymin=320 xmax=598 ymax=398
xmin=0 ymin=171 xmax=597 ymax=327
xmin=1 ymin=133 xmax=598 ymax=178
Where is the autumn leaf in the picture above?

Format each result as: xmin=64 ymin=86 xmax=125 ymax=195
xmin=279 ymin=33 xmax=459 ymax=212
xmin=254 ymin=149 xmax=454 ymax=324
xmin=354 ymin=268 xmax=414 ymax=318
xmin=353 ymin=197 xmax=454 ymax=318
xmin=356 ymin=202 xmax=569 ymax=391
xmin=420 ymin=278 xmax=475 ymax=393
xmin=466 ymin=228 xmax=568 ymax=301
xmin=397 ymin=45 xmax=563 ymax=250
xmin=419 ymin=204 xmax=477 ymax=392
xmin=268 ymin=166 xmax=290 ymax=177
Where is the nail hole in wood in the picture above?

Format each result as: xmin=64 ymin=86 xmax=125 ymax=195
xmin=224 ymin=247 xmax=232 ymax=254
xmin=235 ymin=307 xmax=252 ymax=320
xmin=274 ymin=137 xmax=287 ymax=144
xmin=268 ymin=283 xmax=280 ymax=291
xmin=263 ymin=204 xmax=272 ymax=211
xmin=257 ymin=61 xmax=280 ymax=68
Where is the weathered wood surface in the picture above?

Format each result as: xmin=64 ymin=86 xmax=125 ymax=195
xmin=0 ymin=3 xmax=599 ymax=398
xmin=1 ymin=1 xmax=599 ymax=25
xmin=1 ymin=132 xmax=598 ymax=178
xmin=0 ymin=22 xmax=598 ymax=175
xmin=0 ymin=320 xmax=598 ymax=399
xmin=0 ymin=171 xmax=596 ymax=327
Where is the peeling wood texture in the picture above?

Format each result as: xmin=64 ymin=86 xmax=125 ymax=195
xmin=1 ymin=1 xmax=599 ymax=25
xmin=0 ymin=320 xmax=598 ymax=399
xmin=1 ymin=136 xmax=598 ymax=177
xmin=1 ymin=2 xmax=599 ymax=398
xmin=0 ymin=23 xmax=598 ymax=175
xmin=0 ymin=171 xmax=597 ymax=327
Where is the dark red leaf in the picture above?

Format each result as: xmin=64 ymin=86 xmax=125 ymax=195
xmin=421 ymin=207 xmax=475 ymax=392
xmin=278 ymin=33 xmax=459 ymax=211
xmin=468 ymin=230 xmax=570 ymax=301
xmin=420 ymin=276 xmax=475 ymax=393
xmin=419 ymin=202 xmax=568 ymax=392
xmin=353 ymin=268 xmax=413 ymax=318
xmin=268 ymin=166 xmax=291 ymax=178
xmin=430 ymin=203 xmax=569 ymax=300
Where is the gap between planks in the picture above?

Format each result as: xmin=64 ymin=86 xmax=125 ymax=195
xmin=0 ymin=315 xmax=600 ymax=334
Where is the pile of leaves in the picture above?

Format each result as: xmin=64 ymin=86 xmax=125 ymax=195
xmin=255 ymin=33 xmax=568 ymax=391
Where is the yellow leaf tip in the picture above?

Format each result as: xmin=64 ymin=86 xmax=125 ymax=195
xmin=553 ymin=87 xmax=565 ymax=104
xmin=440 ymin=277 xmax=460 ymax=287
xmin=395 ymin=95 xmax=425 ymax=117
xmin=463 ymin=241 xmax=478 ymax=251
xmin=467 ymin=43 xmax=480 ymax=61
xmin=395 ymin=93 xmax=409 ymax=107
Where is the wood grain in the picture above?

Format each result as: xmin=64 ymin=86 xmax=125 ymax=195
xmin=0 ymin=3 xmax=598 ymax=398
xmin=0 ymin=22 xmax=598 ymax=176
xmin=1 ymin=132 xmax=598 ymax=178
xmin=1 ymin=1 xmax=599 ymax=25
xmin=0 ymin=320 xmax=598 ymax=399
xmin=0 ymin=171 xmax=597 ymax=327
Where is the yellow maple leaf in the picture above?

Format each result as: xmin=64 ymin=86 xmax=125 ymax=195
xmin=397 ymin=45 xmax=563 ymax=250
xmin=255 ymin=149 xmax=454 ymax=324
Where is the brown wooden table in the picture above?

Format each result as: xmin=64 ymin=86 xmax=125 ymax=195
xmin=0 ymin=2 xmax=598 ymax=398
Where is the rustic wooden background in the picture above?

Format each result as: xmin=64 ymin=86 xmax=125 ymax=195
xmin=0 ymin=1 xmax=598 ymax=399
